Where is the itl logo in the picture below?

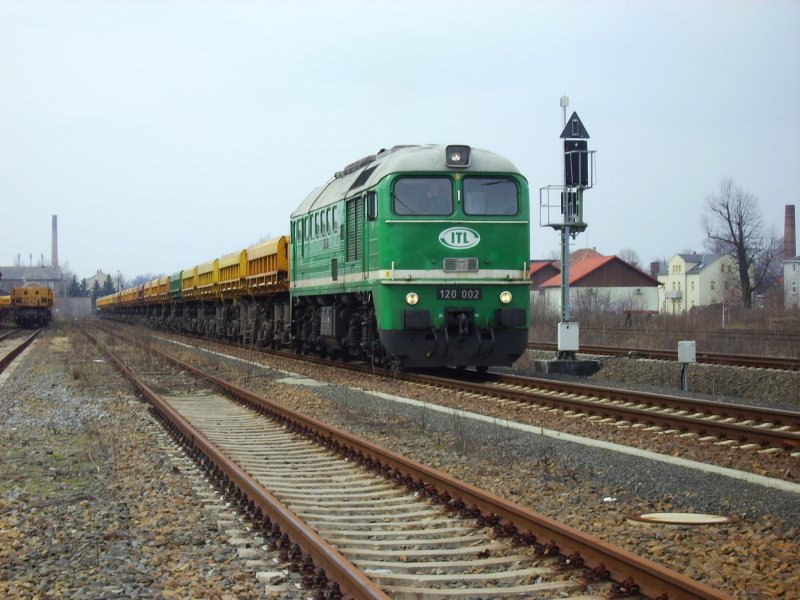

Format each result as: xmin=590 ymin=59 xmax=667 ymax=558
xmin=439 ymin=227 xmax=480 ymax=249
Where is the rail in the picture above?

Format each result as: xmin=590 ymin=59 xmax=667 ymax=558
xmin=94 ymin=323 xmax=730 ymax=600
xmin=528 ymin=342 xmax=800 ymax=371
xmin=0 ymin=329 xmax=41 ymax=375
xmin=410 ymin=370 xmax=800 ymax=453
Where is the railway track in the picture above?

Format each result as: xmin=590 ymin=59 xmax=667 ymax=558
xmin=0 ymin=328 xmax=40 ymax=375
xmin=410 ymin=370 xmax=800 ymax=454
xmin=89 ymin=325 xmax=729 ymax=599
xmin=103 ymin=321 xmax=800 ymax=457
xmin=527 ymin=342 xmax=800 ymax=371
xmin=0 ymin=327 xmax=21 ymax=343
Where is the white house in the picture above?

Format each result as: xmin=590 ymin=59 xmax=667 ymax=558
xmin=538 ymin=253 xmax=660 ymax=314
xmin=658 ymin=253 xmax=737 ymax=314
xmin=785 ymin=256 xmax=800 ymax=308
xmin=83 ymin=269 xmax=111 ymax=292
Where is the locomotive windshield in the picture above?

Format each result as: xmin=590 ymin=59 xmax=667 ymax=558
xmin=463 ymin=178 xmax=519 ymax=216
xmin=392 ymin=177 xmax=453 ymax=215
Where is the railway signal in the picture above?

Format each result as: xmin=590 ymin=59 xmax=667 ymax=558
xmin=539 ymin=97 xmax=597 ymax=363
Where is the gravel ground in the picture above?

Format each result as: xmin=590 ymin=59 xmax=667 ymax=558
xmin=2 ymin=323 xmax=799 ymax=599
xmin=573 ymin=352 xmax=800 ymax=411
xmin=0 ymin=326 xmax=306 ymax=599
xmin=190 ymin=339 xmax=800 ymax=599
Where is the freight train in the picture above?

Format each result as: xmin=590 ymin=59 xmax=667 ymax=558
xmin=98 ymin=144 xmax=531 ymax=370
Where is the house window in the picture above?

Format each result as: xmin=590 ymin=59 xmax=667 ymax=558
xmin=711 ymin=281 xmax=716 ymax=291
xmin=793 ymin=282 xmax=798 ymax=293
xmin=691 ymin=281 xmax=695 ymax=291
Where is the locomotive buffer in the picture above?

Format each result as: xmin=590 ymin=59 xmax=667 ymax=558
xmin=537 ymin=100 xmax=599 ymax=375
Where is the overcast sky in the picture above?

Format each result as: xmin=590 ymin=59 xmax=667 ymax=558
xmin=2 ymin=1 xmax=799 ymax=283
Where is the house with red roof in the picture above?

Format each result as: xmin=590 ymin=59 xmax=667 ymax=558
xmin=534 ymin=251 xmax=660 ymax=314
xmin=529 ymin=260 xmax=560 ymax=289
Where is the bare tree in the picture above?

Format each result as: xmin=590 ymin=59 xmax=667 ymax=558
xmin=618 ymin=247 xmax=641 ymax=269
xmin=572 ymin=287 xmax=614 ymax=327
xmin=130 ymin=273 xmax=158 ymax=287
xmin=702 ymin=178 xmax=780 ymax=308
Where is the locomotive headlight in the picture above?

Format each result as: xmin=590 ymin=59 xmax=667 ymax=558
xmin=445 ymin=145 xmax=471 ymax=168
xmin=406 ymin=292 xmax=419 ymax=306
xmin=499 ymin=290 xmax=513 ymax=304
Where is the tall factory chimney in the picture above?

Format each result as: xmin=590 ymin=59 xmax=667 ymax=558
xmin=785 ymin=205 xmax=797 ymax=259
xmin=51 ymin=214 xmax=58 ymax=268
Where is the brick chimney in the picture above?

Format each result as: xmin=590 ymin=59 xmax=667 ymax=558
xmin=785 ymin=205 xmax=796 ymax=259
xmin=650 ymin=261 xmax=661 ymax=278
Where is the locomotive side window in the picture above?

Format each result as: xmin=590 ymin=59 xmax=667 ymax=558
xmin=393 ymin=177 xmax=452 ymax=216
xmin=366 ymin=191 xmax=377 ymax=220
xmin=463 ymin=178 xmax=519 ymax=216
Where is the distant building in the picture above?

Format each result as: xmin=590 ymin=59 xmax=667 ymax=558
xmin=657 ymin=253 xmax=737 ymax=314
xmin=530 ymin=249 xmax=606 ymax=292
xmin=566 ymin=247 xmax=605 ymax=265
xmin=536 ymin=251 xmax=660 ymax=314
xmin=529 ymin=260 xmax=560 ymax=291
xmin=785 ymin=256 xmax=800 ymax=309
xmin=0 ymin=266 xmax=63 ymax=296
xmin=83 ymin=270 xmax=111 ymax=293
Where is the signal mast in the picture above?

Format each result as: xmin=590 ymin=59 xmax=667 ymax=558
xmin=539 ymin=96 xmax=597 ymax=366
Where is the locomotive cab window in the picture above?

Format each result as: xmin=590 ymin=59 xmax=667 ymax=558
xmin=393 ymin=177 xmax=453 ymax=216
xmin=463 ymin=178 xmax=519 ymax=216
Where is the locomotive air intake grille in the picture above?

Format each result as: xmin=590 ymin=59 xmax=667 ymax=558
xmin=443 ymin=257 xmax=478 ymax=272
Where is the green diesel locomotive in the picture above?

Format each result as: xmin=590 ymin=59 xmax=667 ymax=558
xmin=290 ymin=144 xmax=530 ymax=370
